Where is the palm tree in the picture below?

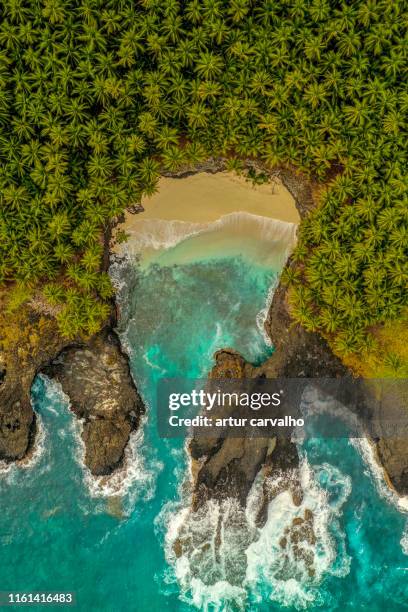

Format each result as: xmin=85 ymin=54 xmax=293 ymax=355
xmin=54 ymin=242 xmax=74 ymax=263
xmin=185 ymin=0 xmax=202 ymax=24
xmin=161 ymin=145 xmax=186 ymax=172
xmin=195 ymin=51 xmax=224 ymax=80
xmin=187 ymin=102 xmax=209 ymax=129
xmin=319 ymin=307 xmax=341 ymax=333
xmin=138 ymin=157 xmax=160 ymax=185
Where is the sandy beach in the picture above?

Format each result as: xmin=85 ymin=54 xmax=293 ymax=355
xmin=119 ymin=171 xmax=299 ymax=227
xmin=113 ymin=172 xmax=299 ymax=267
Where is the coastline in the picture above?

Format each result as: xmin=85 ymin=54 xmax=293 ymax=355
xmin=0 ymin=302 xmax=144 ymax=477
xmin=120 ymin=171 xmax=300 ymax=226
xmin=112 ymin=170 xmax=300 ymax=269
xmin=159 ymin=164 xmax=408 ymax=520
xmin=2 ymin=161 xmax=406 ymax=507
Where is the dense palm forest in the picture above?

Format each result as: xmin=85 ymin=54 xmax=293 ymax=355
xmin=0 ymin=0 xmax=406 ymax=352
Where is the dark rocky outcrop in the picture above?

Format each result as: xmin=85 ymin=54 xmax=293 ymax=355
xmin=0 ymin=311 xmax=65 ymax=463
xmin=43 ymin=329 xmax=144 ymax=475
xmin=189 ymin=349 xmax=298 ymax=512
xmin=260 ymin=283 xmax=348 ymax=379
xmin=187 ymin=167 xmax=348 ymax=521
xmin=0 ymin=307 xmax=144 ymax=475
xmin=368 ymin=385 xmax=408 ymax=496
xmin=0 ymin=381 xmax=36 ymax=463
xmin=376 ymin=440 xmax=408 ymax=495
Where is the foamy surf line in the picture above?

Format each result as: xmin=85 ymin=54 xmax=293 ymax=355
xmin=0 ymin=414 xmax=47 ymax=478
xmin=160 ymin=451 xmax=351 ymax=611
xmin=299 ymin=388 xmax=408 ymax=557
xmin=69 ymin=409 xmax=160 ymax=506
xmin=301 ymin=387 xmax=408 ymax=514
xmin=83 ymin=418 xmax=160 ymax=506
xmin=35 ymin=375 xmax=158 ymax=506
xmin=350 ymin=438 xmax=408 ymax=557
xmin=256 ymin=275 xmax=279 ymax=348
xmin=350 ymin=437 xmax=408 ymax=512
xmin=114 ymin=212 xmax=298 ymax=266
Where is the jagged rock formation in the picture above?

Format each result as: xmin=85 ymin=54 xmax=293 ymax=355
xmin=189 ymin=348 xmax=301 ymax=513
xmin=43 ymin=329 xmax=145 ymax=475
xmin=0 ymin=310 xmax=65 ymax=463
xmin=0 ymin=307 xmax=144 ymax=475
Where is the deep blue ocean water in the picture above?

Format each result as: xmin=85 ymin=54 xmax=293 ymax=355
xmin=1 ymin=223 xmax=408 ymax=611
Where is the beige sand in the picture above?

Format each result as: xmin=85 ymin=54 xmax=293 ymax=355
xmin=119 ymin=171 xmax=299 ymax=229
xmin=112 ymin=172 xmax=300 ymax=267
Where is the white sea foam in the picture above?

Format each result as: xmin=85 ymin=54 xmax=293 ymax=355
xmin=0 ymin=375 xmax=55 ymax=481
xmin=256 ymin=275 xmax=278 ymax=348
xmin=298 ymin=385 xmax=408 ymax=559
xmin=161 ymin=455 xmax=351 ymax=611
xmin=19 ymin=413 xmax=47 ymax=470
xmin=117 ymin=218 xmax=205 ymax=254
xmin=299 ymin=386 xmax=408 ymax=512
xmin=255 ymin=217 xmax=298 ymax=349
xmin=83 ymin=415 xmax=161 ymax=508
xmin=64 ymin=404 xmax=160 ymax=512
xmin=114 ymin=212 xmax=297 ymax=270
xmin=161 ymin=497 xmax=250 ymax=610
xmin=350 ymin=437 xmax=408 ymax=517
xmin=245 ymin=458 xmax=351 ymax=610
xmin=298 ymin=384 xmax=364 ymax=436
xmin=142 ymin=351 xmax=166 ymax=373
xmin=0 ymin=413 xmax=47 ymax=481
xmin=400 ymin=530 xmax=408 ymax=555
xmin=35 ymin=374 xmax=159 ymax=510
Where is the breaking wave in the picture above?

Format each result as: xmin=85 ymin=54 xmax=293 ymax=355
xmin=0 ymin=414 xmax=47 ymax=481
xmin=82 ymin=416 xmax=161 ymax=511
xmin=114 ymin=212 xmax=297 ymax=271
xmin=159 ymin=456 xmax=351 ymax=611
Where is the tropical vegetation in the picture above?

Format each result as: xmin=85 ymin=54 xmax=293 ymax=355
xmin=0 ymin=0 xmax=406 ymax=351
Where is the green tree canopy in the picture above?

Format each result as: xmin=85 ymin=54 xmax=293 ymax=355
xmin=0 ymin=0 xmax=406 ymax=346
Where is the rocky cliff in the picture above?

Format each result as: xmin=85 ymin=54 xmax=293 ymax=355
xmin=0 ymin=307 xmax=144 ymax=475
xmin=43 ymin=328 xmax=144 ymax=475
xmin=187 ymin=164 xmax=408 ymax=520
xmin=0 ymin=309 xmax=64 ymax=463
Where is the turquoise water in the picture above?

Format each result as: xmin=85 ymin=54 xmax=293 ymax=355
xmin=1 ymin=226 xmax=408 ymax=611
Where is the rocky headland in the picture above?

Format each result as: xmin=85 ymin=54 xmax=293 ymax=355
xmin=43 ymin=328 xmax=144 ymax=475
xmin=0 ymin=307 xmax=144 ymax=475
xmin=0 ymin=309 xmax=64 ymax=464
xmin=184 ymin=162 xmax=408 ymax=525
